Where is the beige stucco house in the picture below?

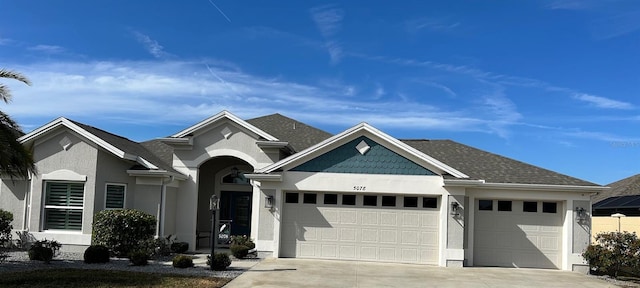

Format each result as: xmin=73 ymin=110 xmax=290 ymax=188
xmin=0 ymin=110 xmax=605 ymax=271
xmin=591 ymin=174 xmax=640 ymax=239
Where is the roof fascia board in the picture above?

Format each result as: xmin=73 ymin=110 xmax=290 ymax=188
xmin=19 ymin=117 xmax=127 ymax=159
xmin=126 ymin=169 xmax=188 ymax=180
xmin=446 ymin=180 xmax=608 ymax=193
xmin=256 ymin=141 xmax=289 ymax=148
xmin=257 ymin=122 xmax=468 ymax=178
xmin=171 ymin=110 xmax=279 ymax=141
xmin=244 ymin=173 xmax=283 ymax=182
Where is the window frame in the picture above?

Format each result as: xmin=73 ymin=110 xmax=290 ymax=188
xmin=422 ymin=197 xmax=438 ymax=209
xmin=104 ymin=183 xmax=127 ymax=209
xmin=43 ymin=181 xmax=85 ymax=231
xmin=497 ymin=200 xmax=512 ymax=212
xmin=381 ymin=196 xmax=396 ymax=207
xmin=342 ymin=194 xmax=356 ymax=205
xmin=324 ymin=193 xmax=338 ymax=205
xmin=478 ymin=200 xmax=493 ymax=211
xmin=303 ymin=193 xmax=317 ymax=204
xmin=285 ymin=192 xmax=299 ymax=203
xmin=363 ymin=195 xmax=377 ymax=206
xmin=523 ymin=201 xmax=537 ymax=212
xmin=542 ymin=202 xmax=558 ymax=213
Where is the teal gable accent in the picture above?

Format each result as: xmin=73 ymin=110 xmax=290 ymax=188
xmin=290 ymin=136 xmax=437 ymax=175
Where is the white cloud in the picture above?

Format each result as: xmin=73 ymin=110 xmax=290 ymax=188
xmin=310 ymin=5 xmax=344 ymax=38
xmin=573 ymin=93 xmax=634 ymax=109
xmin=405 ymin=17 xmax=460 ymax=33
xmin=4 ymin=59 xmax=524 ymax=138
xmin=310 ymin=5 xmax=344 ymax=64
xmin=28 ymin=44 xmax=65 ymax=54
xmin=132 ymin=31 xmax=170 ymax=59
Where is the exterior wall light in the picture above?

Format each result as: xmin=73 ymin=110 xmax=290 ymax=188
xmin=450 ymin=202 xmax=461 ymax=216
xmin=575 ymin=207 xmax=587 ymax=222
xmin=265 ymin=195 xmax=274 ymax=209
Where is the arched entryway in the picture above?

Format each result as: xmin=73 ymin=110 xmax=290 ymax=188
xmin=197 ymin=156 xmax=253 ymax=249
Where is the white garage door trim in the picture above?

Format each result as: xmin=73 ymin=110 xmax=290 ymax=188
xmin=281 ymin=192 xmax=440 ymax=264
xmin=473 ymin=199 xmax=563 ymax=269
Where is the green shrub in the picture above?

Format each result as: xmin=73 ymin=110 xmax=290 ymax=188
xmin=230 ymin=245 xmax=249 ymax=259
xmin=28 ymin=246 xmax=53 ymax=263
xmin=92 ymin=209 xmax=156 ymax=257
xmin=0 ymin=210 xmax=13 ymax=263
xmin=171 ymin=242 xmax=189 ymax=254
xmin=151 ymin=236 xmax=172 ymax=257
xmin=172 ymin=254 xmax=194 ymax=268
xmin=583 ymin=232 xmax=640 ymax=277
xmin=207 ymin=253 xmax=231 ymax=271
xmin=230 ymin=235 xmax=255 ymax=249
xmin=129 ymin=249 xmax=149 ymax=266
xmin=28 ymin=240 xmax=60 ymax=264
xmin=84 ymin=245 xmax=110 ymax=264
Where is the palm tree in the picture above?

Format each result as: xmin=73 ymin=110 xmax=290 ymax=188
xmin=0 ymin=69 xmax=36 ymax=179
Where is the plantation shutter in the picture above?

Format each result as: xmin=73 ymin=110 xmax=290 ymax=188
xmin=44 ymin=182 xmax=84 ymax=230
xmin=105 ymin=184 xmax=125 ymax=209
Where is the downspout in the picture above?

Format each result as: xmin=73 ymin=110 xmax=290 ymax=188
xmin=158 ymin=175 xmax=174 ymax=238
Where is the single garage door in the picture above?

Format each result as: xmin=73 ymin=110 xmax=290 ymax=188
xmin=474 ymin=199 xmax=563 ymax=269
xmin=281 ymin=192 xmax=439 ymax=264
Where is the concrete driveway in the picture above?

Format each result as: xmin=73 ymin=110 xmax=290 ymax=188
xmin=224 ymin=258 xmax=617 ymax=288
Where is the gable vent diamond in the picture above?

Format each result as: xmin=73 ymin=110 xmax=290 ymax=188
xmin=221 ymin=126 xmax=233 ymax=139
xmin=355 ymin=140 xmax=371 ymax=155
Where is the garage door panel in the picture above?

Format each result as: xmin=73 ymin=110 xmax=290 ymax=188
xmin=362 ymin=229 xmax=378 ymax=242
xmin=402 ymin=213 xmax=420 ymax=227
xmin=380 ymin=212 xmax=397 ymax=226
xmin=282 ymin=193 xmax=439 ymax=264
xmin=474 ymin=200 xmax=562 ymax=269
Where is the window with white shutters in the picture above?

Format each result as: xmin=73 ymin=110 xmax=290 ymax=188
xmin=44 ymin=182 xmax=84 ymax=230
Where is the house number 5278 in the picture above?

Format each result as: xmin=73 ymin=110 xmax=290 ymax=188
xmin=353 ymin=186 xmax=366 ymax=191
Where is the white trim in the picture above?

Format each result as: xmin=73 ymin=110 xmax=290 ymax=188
xmin=256 ymin=122 xmax=468 ymax=178
xmin=171 ymin=110 xmax=279 ymax=141
xmin=19 ymin=117 xmax=161 ymax=171
xmin=20 ymin=117 xmax=126 ymax=158
xmin=445 ymin=180 xmax=605 ymax=193
xmin=126 ymin=170 xmax=188 ymax=180
xmin=104 ymin=183 xmax=127 ymax=209
xmin=245 ymin=173 xmax=283 ymax=182
xmin=42 ymin=169 xmax=87 ymax=182
xmin=256 ymin=141 xmax=289 ymax=148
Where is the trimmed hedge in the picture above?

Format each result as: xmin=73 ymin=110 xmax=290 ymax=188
xmin=207 ymin=253 xmax=231 ymax=271
xmin=172 ymin=254 xmax=194 ymax=268
xmin=92 ymin=209 xmax=156 ymax=257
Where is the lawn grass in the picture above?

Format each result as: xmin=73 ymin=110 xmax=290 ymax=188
xmin=0 ymin=268 xmax=230 ymax=288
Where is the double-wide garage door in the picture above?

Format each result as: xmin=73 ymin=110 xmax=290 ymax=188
xmin=281 ymin=192 xmax=439 ymax=264
xmin=474 ymin=199 xmax=563 ymax=269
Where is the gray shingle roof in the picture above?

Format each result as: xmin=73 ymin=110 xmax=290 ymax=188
xmin=593 ymin=174 xmax=640 ymax=203
xmin=402 ymin=139 xmax=598 ymax=186
xmin=69 ymin=120 xmax=181 ymax=175
xmin=246 ymin=113 xmax=333 ymax=152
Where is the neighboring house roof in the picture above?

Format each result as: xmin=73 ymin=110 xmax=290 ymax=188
xmin=402 ymin=139 xmax=598 ymax=186
xmin=246 ymin=113 xmax=333 ymax=152
xmin=593 ymin=174 xmax=640 ymax=204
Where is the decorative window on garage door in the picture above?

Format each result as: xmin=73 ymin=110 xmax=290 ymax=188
xmin=44 ymin=182 xmax=84 ymax=230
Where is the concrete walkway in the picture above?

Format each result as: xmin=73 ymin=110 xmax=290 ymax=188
xmin=224 ymin=258 xmax=619 ymax=288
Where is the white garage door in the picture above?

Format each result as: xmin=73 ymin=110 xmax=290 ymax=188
xmin=474 ymin=199 xmax=563 ymax=269
xmin=281 ymin=192 xmax=439 ymax=264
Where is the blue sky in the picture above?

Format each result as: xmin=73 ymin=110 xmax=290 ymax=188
xmin=1 ymin=0 xmax=638 ymax=185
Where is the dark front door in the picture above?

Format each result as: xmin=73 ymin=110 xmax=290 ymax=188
xmin=220 ymin=191 xmax=252 ymax=237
